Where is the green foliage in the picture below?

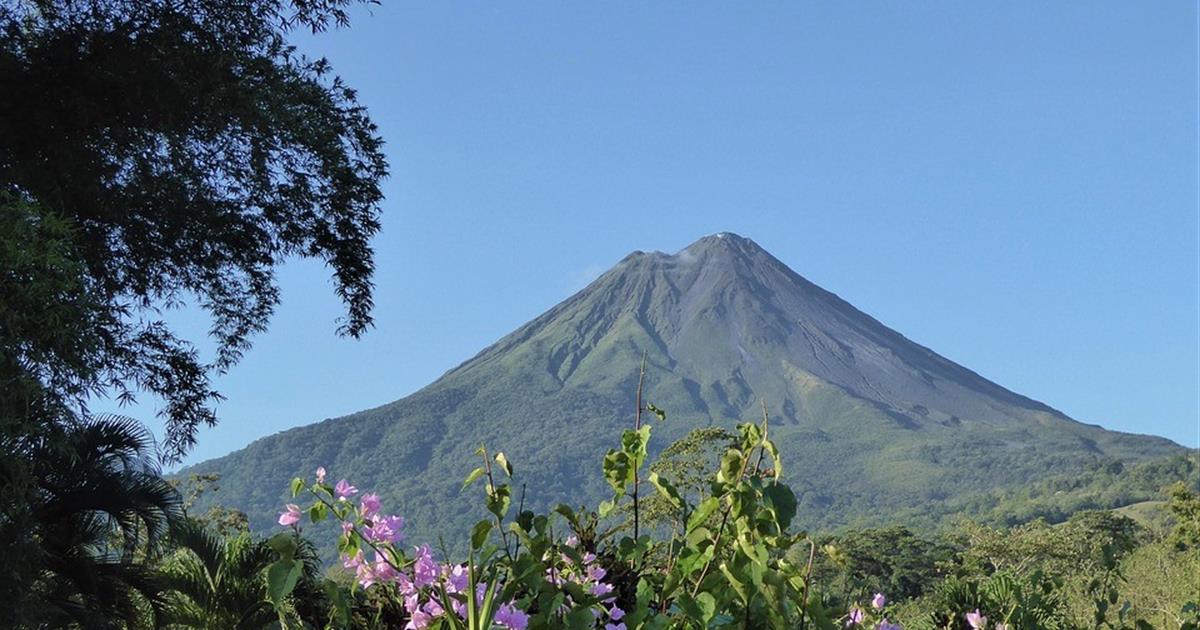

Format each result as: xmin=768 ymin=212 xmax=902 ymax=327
xmin=1116 ymin=542 xmax=1200 ymax=629
xmin=158 ymin=519 xmax=327 ymax=629
xmin=258 ymin=397 xmax=1196 ymax=630
xmin=0 ymin=1 xmax=385 ymax=624
xmin=172 ymin=473 xmax=251 ymax=537
xmin=4 ymin=415 xmax=183 ymax=628
xmin=0 ymin=398 xmax=1178 ymax=629
xmin=628 ymin=417 xmax=819 ymax=629
xmin=807 ymin=526 xmax=954 ymax=609
xmin=1 ymin=0 xmax=387 ymax=458
xmin=945 ymin=455 xmax=1199 ymax=529
xmin=1164 ymin=482 xmax=1200 ymax=550
xmin=911 ymin=571 xmax=1075 ymax=630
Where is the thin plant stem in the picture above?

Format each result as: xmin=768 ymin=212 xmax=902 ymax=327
xmin=799 ymin=537 xmax=816 ymax=630
xmin=480 ymin=445 xmax=516 ymax=563
xmin=633 ymin=350 xmax=646 ymax=543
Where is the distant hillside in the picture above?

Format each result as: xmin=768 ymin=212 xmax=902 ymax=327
xmin=891 ymin=452 xmax=1198 ymax=530
xmin=184 ymin=233 xmax=1185 ymax=546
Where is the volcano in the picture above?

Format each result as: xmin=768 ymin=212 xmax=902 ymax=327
xmin=187 ymin=233 xmax=1181 ymax=539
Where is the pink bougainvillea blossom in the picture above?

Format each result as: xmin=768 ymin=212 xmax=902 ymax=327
xmin=411 ymin=545 xmax=439 ymax=588
xmin=587 ymin=564 xmax=607 ymax=581
xmin=315 ymin=466 xmax=326 ymax=484
xmin=342 ymin=550 xmax=364 ymax=571
xmin=445 ymin=563 xmax=469 ymax=593
xmin=495 ymin=603 xmax=529 ymax=630
xmin=335 ymin=479 xmax=358 ymax=500
xmin=365 ymin=516 xmax=403 ymax=544
xmin=404 ymin=608 xmax=432 ymax=630
xmin=360 ymin=493 xmax=381 ymax=518
xmin=277 ymin=504 xmax=302 ymax=526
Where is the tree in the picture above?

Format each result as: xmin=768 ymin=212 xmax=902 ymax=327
xmin=159 ymin=520 xmax=328 ymax=629
xmin=10 ymin=415 xmax=182 ymax=628
xmin=1165 ymin=481 xmax=1200 ymax=550
xmin=0 ymin=0 xmax=388 ymax=459
xmin=808 ymin=526 xmax=954 ymax=607
xmin=638 ymin=426 xmax=737 ymax=532
xmin=0 ymin=0 xmax=386 ymax=622
xmin=172 ymin=473 xmax=251 ymax=537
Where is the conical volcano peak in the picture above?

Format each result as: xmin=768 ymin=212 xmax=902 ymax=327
xmin=678 ymin=232 xmax=764 ymax=259
xmin=609 ymin=233 xmax=773 ymax=281
xmin=616 ymin=234 xmax=763 ymax=266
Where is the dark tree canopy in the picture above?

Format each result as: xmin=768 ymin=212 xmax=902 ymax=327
xmin=0 ymin=0 xmax=387 ymax=459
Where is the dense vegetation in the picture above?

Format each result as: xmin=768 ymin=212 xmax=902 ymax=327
xmin=256 ymin=414 xmax=1198 ymax=629
xmin=13 ymin=409 xmax=1188 ymax=629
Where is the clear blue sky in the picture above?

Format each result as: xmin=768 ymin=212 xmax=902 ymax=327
xmin=141 ymin=2 xmax=1199 ymax=467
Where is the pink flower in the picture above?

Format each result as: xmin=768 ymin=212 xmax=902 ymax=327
xmin=342 ymin=550 xmax=364 ymax=571
xmin=591 ymin=581 xmax=614 ymax=598
xmin=495 ymin=604 xmax=529 ymax=630
xmin=278 ymin=504 xmax=302 ymax=526
xmin=605 ymin=624 xmax=627 ymax=630
xmin=404 ymin=609 xmax=432 ymax=630
xmin=395 ymin=572 xmax=415 ymax=596
xmin=335 ymin=479 xmax=358 ymax=500
xmin=352 ymin=552 xmax=398 ymax=589
xmin=341 ymin=521 xmax=354 ymax=535
xmin=315 ymin=467 xmax=326 ymax=484
xmin=381 ymin=514 xmax=405 ymax=542
xmin=372 ymin=552 xmax=397 ymax=583
xmin=422 ymin=599 xmax=444 ymax=618
xmin=872 ymin=592 xmax=887 ymax=610
xmin=965 ymin=610 xmax=986 ymax=629
xmin=360 ymin=493 xmax=381 ymax=518
xmin=355 ymin=562 xmax=377 ymax=588
xmin=609 ymin=606 xmax=625 ymax=620
xmin=363 ymin=521 xmax=391 ymax=543
xmin=587 ymin=564 xmax=607 ymax=581
xmin=846 ymin=607 xmax=864 ymax=627
xmin=878 ymin=621 xmax=903 ymax=630
xmin=411 ymin=545 xmax=438 ymax=588
xmin=445 ymin=563 xmax=469 ymax=593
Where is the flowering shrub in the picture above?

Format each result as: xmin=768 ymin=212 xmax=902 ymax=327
xmin=267 ymin=401 xmax=1172 ymax=630
xmin=271 ymin=444 xmax=621 ymax=630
